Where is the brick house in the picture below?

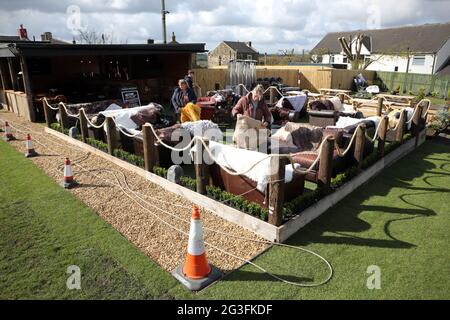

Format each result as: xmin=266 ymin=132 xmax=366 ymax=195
xmin=208 ymin=41 xmax=259 ymax=67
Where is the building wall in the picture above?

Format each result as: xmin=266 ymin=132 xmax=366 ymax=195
xmin=208 ymin=42 xmax=258 ymax=67
xmin=321 ymin=53 xmax=436 ymax=74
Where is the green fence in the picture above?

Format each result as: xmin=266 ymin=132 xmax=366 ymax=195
xmin=375 ymin=71 xmax=450 ymax=98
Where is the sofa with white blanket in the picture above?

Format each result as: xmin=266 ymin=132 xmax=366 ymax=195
xmin=208 ymin=141 xmax=305 ymax=206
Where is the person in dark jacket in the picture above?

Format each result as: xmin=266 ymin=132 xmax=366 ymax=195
xmin=232 ymin=84 xmax=273 ymax=127
xmin=184 ymin=70 xmax=194 ymax=89
xmin=171 ymin=79 xmax=197 ymax=115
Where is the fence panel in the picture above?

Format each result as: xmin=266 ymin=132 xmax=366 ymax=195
xmin=376 ymin=71 xmax=449 ymax=98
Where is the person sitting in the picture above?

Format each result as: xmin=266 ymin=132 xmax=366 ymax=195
xmin=232 ymin=84 xmax=273 ymax=128
xmin=171 ymin=79 xmax=198 ymax=119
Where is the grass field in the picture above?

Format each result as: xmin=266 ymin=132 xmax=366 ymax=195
xmin=0 ymin=138 xmax=449 ymax=299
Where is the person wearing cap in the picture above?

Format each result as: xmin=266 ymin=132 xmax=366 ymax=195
xmin=184 ymin=70 xmax=194 ymax=89
xmin=232 ymin=84 xmax=273 ymax=127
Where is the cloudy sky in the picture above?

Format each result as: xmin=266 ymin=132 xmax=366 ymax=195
xmin=0 ymin=0 xmax=449 ymax=53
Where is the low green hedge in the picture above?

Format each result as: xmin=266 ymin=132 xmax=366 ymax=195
xmin=85 ymin=137 xmax=109 ymax=153
xmin=113 ymin=149 xmax=144 ymax=168
xmin=50 ymin=122 xmax=70 ymax=136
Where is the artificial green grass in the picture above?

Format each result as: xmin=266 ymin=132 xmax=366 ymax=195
xmin=1 ymin=139 xmax=449 ymax=299
xmin=0 ymin=141 xmax=181 ymax=299
xmin=196 ymin=140 xmax=450 ymax=299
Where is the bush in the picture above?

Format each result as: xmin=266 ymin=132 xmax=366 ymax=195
xmin=180 ymin=176 xmax=196 ymax=191
xmin=153 ymin=166 xmax=168 ymax=178
xmin=113 ymin=149 xmax=144 ymax=168
xmin=85 ymin=137 xmax=109 ymax=153
xmin=50 ymin=122 xmax=69 ymax=135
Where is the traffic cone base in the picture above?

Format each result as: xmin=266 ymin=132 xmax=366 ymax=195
xmin=25 ymin=150 xmax=38 ymax=158
xmin=172 ymin=205 xmax=222 ymax=291
xmin=25 ymin=134 xmax=38 ymax=158
xmin=61 ymin=158 xmax=78 ymax=189
xmin=172 ymin=264 xmax=221 ymax=292
xmin=4 ymin=122 xmax=15 ymax=141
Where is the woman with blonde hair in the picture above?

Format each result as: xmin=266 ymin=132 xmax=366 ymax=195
xmin=232 ymin=84 xmax=273 ymax=127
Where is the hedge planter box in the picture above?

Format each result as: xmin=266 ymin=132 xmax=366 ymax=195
xmin=45 ymin=126 xmax=426 ymax=242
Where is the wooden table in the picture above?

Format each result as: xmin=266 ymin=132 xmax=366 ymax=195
xmin=376 ymin=94 xmax=415 ymax=107
xmin=319 ymin=88 xmax=351 ymax=96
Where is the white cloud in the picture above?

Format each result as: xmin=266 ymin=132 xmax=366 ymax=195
xmin=0 ymin=0 xmax=448 ymax=53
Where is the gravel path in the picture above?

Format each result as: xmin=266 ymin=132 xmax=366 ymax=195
xmin=0 ymin=111 xmax=269 ymax=273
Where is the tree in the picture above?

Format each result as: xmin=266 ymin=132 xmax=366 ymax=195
xmin=77 ymin=28 xmax=115 ymax=44
xmin=338 ymin=33 xmax=386 ymax=70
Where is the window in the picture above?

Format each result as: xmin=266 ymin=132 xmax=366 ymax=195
xmin=218 ymin=56 xmax=222 ymax=66
xmin=330 ymin=55 xmax=335 ymax=63
xmin=247 ymin=54 xmax=253 ymax=60
xmin=394 ymin=66 xmax=399 ymax=72
xmin=343 ymin=56 xmax=348 ymax=64
xmin=412 ymin=55 xmax=425 ymax=66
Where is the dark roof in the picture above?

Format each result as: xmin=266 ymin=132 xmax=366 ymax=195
xmin=311 ymin=22 xmax=450 ymax=54
xmin=223 ymin=41 xmax=258 ymax=54
xmin=437 ymin=64 xmax=450 ymax=75
xmin=0 ymin=42 xmax=206 ymax=57
xmin=0 ymin=35 xmax=21 ymax=43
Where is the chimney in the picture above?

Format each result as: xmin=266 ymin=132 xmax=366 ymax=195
xmin=169 ymin=32 xmax=179 ymax=44
xmin=41 ymin=32 xmax=53 ymax=42
xmin=18 ymin=24 xmax=29 ymax=40
xmin=246 ymin=41 xmax=252 ymax=48
xmin=147 ymin=39 xmax=154 ymax=44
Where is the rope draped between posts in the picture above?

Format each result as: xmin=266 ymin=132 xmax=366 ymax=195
xmin=263 ymin=86 xmax=285 ymax=98
xmin=2 ymin=117 xmax=334 ymax=288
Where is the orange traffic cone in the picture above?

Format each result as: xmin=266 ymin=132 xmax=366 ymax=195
xmin=61 ymin=157 xmax=78 ymax=189
xmin=4 ymin=121 xmax=15 ymax=141
xmin=172 ymin=205 xmax=221 ymax=291
xmin=25 ymin=134 xmax=38 ymax=158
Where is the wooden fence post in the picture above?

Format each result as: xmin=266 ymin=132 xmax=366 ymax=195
xmin=377 ymin=97 xmax=383 ymax=116
xmin=338 ymin=93 xmax=345 ymax=104
xmin=142 ymin=123 xmax=159 ymax=172
xmin=378 ymin=116 xmax=389 ymax=157
xmin=354 ymin=125 xmax=366 ymax=170
xmin=105 ymin=116 xmax=117 ymax=155
xmin=412 ymin=104 xmax=423 ymax=147
xmin=269 ymin=87 xmax=276 ymax=105
xmin=42 ymin=99 xmax=53 ymax=127
xmin=395 ymin=109 xmax=407 ymax=143
xmin=194 ymin=138 xmax=209 ymax=195
xmin=317 ymin=136 xmax=334 ymax=193
xmin=268 ymin=156 xmax=286 ymax=226
xmin=58 ymin=104 xmax=69 ymax=131
xmin=79 ymin=108 xmax=89 ymax=143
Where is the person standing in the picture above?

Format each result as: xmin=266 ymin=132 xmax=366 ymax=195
xmin=184 ymin=70 xmax=194 ymax=89
xmin=232 ymin=84 xmax=273 ymax=127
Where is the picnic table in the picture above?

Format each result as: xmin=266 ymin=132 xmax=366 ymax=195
xmin=376 ymin=94 xmax=415 ymax=107
xmin=319 ymin=88 xmax=351 ymax=96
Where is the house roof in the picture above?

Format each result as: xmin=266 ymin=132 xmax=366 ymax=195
xmin=223 ymin=41 xmax=258 ymax=54
xmin=311 ymin=22 xmax=450 ymax=54
xmin=0 ymin=35 xmax=21 ymax=43
xmin=0 ymin=42 xmax=206 ymax=57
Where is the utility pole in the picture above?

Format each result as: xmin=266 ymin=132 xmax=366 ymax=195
xmin=161 ymin=0 xmax=169 ymax=44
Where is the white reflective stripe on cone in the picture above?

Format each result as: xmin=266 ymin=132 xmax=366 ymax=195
xmin=26 ymin=140 xmax=33 ymax=149
xmin=5 ymin=126 xmax=12 ymax=134
xmin=187 ymin=220 xmax=206 ymax=256
xmin=64 ymin=165 xmax=73 ymax=177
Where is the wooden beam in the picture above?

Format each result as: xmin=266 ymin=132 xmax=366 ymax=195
xmin=43 ymin=99 xmax=53 ymax=127
xmin=377 ymin=97 xmax=383 ymax=116
xmin=268 ymin=156 xmax=286 ymax=226
xmin=317 ymin=136 xmax=334 ymax=193
xmin=79 ymin=108 xmax=89 ymax=143
xmin=194 ymin=138 xmax=209 ymax=195
xmin=58 ymin=104 xmax=69 ymax=131
xmin=377 ymin=116 xmax=388 ymax=157
xmin=354 ymin=124 xmax=366 ymax=170
xmin=395 ymin=109 xmax=407 ymax=143
xmin=19 ymin=56 xmax=36 ymax=122
xmin=269 ymin=87 xmax=276 ymax=105
xmin=338 ymin=93 xmax=345 ymax=104
xmin=142 ymin=123 xmax=158 ymax=172
xmin=105 ymin=116 xmax=117 ymax=155
xmin=7 ymin=58 xmax=18 ymax=91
